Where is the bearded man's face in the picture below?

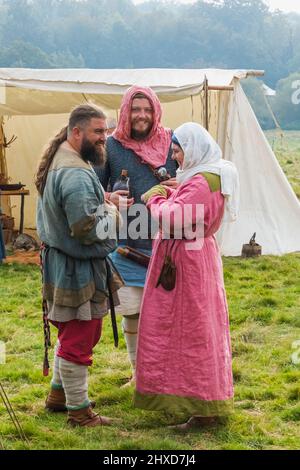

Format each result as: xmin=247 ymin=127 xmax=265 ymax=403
xmin=80 ymin=118 xmax=107 ymax=165
xmin=130 ymin=97 xmax=154 ymax=141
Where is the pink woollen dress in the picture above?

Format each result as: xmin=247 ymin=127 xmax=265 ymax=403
xmin=134 ymin=173 xmax=234 ymax=416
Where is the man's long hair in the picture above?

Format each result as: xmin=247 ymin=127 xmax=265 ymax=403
xmin=35 ymin=104 xmax=106 ymax=196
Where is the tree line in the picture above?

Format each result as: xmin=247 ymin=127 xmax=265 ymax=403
xmin=0 ymin=0 xmax=299 ymax=129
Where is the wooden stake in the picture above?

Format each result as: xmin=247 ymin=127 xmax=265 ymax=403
xmin=204 ymin=75 xmax=209 ymax=131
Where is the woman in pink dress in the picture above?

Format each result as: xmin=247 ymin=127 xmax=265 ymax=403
xmin=134 ymin=122 xmax=239 ymax=429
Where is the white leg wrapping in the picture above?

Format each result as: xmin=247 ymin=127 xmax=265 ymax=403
xmin=122 ymin=316 xmax=139 ymax=374
xmin=59 ymin=358 xmax=90 ymax=410
xmin=51 ymin=340 xmax=62 ymax=389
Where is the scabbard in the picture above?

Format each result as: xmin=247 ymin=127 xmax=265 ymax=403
xmin=105 ymin=259 xmax=119 ymax=348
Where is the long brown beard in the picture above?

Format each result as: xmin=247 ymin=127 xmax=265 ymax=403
xmin=80 ymin=137 xmax=106 ymax=166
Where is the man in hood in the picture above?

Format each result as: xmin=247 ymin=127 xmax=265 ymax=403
xmin=98 ymin=86 xmax=178 ymax=386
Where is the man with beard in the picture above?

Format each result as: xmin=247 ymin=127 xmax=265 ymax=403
xmin=98 ymin=87 xmax=178 ymax=387
xmin=36 ymin=104 xmax=123 ymax=427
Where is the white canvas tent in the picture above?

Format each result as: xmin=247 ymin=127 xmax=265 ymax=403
xmin=0 ymin=67 xmax=300 ymax=256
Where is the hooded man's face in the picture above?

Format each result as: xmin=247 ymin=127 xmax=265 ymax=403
xmin=130 ymin=97 xmax=154 ymax=140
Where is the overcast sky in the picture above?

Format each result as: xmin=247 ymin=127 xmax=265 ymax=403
xmin=132 ymin=0 xmax=300 ymax=14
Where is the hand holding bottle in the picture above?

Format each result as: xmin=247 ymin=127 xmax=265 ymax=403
xmin=109 ymin=190 xmax=134 ymax=209
xmin=160 ymin=177 xmax=179 ymax=189
xmin=109 ymin=169 xmax=134 ymax=209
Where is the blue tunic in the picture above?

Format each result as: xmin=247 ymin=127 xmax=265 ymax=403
xmin=37 ymin=144 xmax=120 ymax=308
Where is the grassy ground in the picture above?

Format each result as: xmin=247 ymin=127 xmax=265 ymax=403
xmin=0 ymin=132 xmax=299 ymax=450
xmin=265 ymin=130 xmax=300 ymax=199
xmin=0 ymin=256 xmax=300 ymax=451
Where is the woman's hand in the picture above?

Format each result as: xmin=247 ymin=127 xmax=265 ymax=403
xmin=141 ymin=185 xmax=168 ymax=204
xmin=160 ymin=177 xmax=179 ymax=190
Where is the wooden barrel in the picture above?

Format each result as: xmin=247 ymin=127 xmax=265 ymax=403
xmin=0 ymin=215 xmax=14 ymax=230
xmin=3 ymin=228 xmax=13 ymax=244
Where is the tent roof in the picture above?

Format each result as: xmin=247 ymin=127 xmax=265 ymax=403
xmin=0 ymin=67 xmax=264 ymax=91
xmin=0 ymin=68 xmax=264 ymax=115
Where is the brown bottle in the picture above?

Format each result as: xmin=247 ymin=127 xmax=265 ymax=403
xmin=112 ymin=169 xmax=130 ymax=192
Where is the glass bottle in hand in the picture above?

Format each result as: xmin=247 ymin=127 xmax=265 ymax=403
xmin=112 ymin=169 xmax=130 ymax=196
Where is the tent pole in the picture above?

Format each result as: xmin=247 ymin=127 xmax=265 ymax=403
xmin=0 ymin=117 xmax=12 ymax=217
xmin=246 ymin=70 xmax=265 ymax=78
xmin=208 ymin=86 xmax=234 ymax=91
xmin=204 ymin=75 xmax=209 ymax=131
xmin=0 ymin=116 xmax=8 ymax=182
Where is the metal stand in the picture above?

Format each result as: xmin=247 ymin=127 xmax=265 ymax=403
xmin=0 ymin=381 xmax=29 ymax=446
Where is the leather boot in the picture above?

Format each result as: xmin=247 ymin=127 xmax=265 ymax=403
xmin=46 ymin=388 xmax=96 ymax=412
xmin=45 ymin=387 xmax=67 ymax=412
xmin=67 ymin=405 xmax=120 ymax=428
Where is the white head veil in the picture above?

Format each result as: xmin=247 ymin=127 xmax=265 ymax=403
xmin=174 ymin=122 xmax=239 ymax=222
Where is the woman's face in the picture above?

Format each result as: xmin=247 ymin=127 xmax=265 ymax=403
xmin=171 ymin=143 xmax=184 ymax=168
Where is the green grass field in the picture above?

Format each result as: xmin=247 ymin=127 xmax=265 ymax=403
xmin=0 ymin=132 xmax=299 ymax=450
xmin=265 ymin=130 xmax=300 ymax=200
xmin=1 ymin=256 xmax=300 ymax=451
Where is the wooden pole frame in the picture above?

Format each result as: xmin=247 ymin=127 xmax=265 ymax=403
xmin=204 ymin=75 xmax=209 ymax=131
xmin=0 ymin=117 xmax=11 ymax=217
xmin=0 ymin=117 xmax=8 ymax=183
xmin=201 ymin=70 xmax=265 ymax=130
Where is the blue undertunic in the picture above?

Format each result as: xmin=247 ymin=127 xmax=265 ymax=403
xmin=110 ymin=245 xmax=152 ymax=287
